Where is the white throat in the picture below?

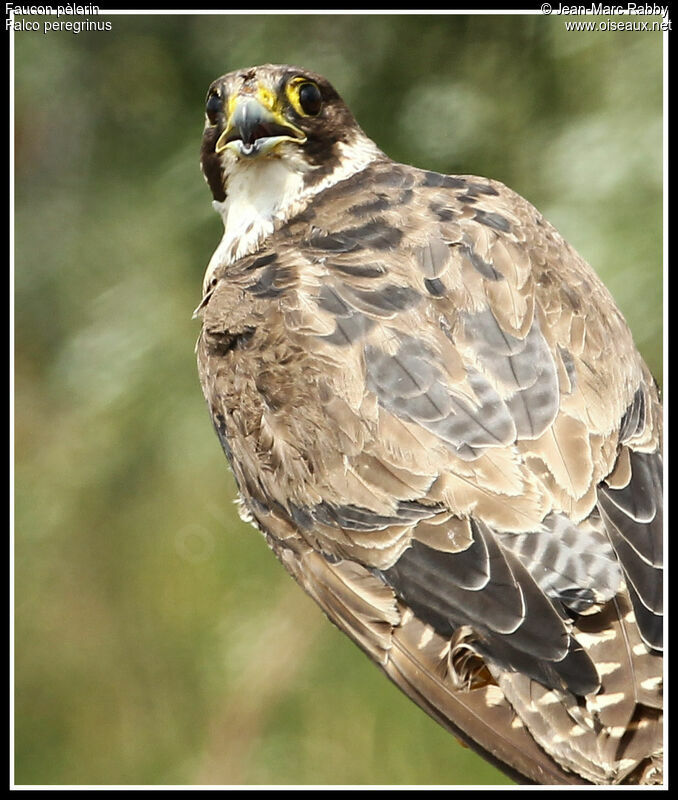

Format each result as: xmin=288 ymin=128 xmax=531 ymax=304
xmin=202 ymin=136 xmax=382 ymax=292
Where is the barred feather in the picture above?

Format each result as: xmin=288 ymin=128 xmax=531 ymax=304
xmin=197 ymin=64 xmax=663 ymax=785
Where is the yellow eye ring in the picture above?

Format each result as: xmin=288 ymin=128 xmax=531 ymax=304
xmin=286 ymin=78 xmax=323 ymax=117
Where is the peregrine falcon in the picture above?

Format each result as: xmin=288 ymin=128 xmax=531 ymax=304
xmin=195 ymin=64 xmax=663 ymax=785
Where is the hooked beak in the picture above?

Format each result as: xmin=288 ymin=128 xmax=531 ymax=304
xmin=215 ymin=95 xmax=306 ymax=158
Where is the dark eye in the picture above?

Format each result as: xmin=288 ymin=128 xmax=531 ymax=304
xmin=298 ymin=82 xmax=322 ymax=116
xmin=205 ymin=92 xmax=222 ymax=124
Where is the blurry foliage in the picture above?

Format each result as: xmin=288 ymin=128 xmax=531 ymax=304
xmin=14 ymin=13 xmax=662 ymax=786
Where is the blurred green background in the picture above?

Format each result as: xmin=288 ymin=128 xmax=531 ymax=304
xmin=14 ymin=13 xmax=663 ymax=787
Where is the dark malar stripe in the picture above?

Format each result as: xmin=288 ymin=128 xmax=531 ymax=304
xmin=200 ymin=125 xmax=226 ymax=202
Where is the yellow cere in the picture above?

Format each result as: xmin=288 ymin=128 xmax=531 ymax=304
xmin=256 ymin=85 xmax=281 ymax=115
xmin=223 ymin=85 xmax=280 ymax=122
xmin=226 ymin=92 xmax=239 ymax=122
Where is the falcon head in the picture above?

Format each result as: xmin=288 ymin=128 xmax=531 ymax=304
xmin=200 ymin=64 xmax=380 ymax=202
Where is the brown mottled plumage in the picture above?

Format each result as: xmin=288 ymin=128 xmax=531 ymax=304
xmin=195 ymin=65 xmax=663 ymax=785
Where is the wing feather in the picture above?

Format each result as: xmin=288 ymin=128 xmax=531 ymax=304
xmin=197 ymin=157 xmax=662 ymax=784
